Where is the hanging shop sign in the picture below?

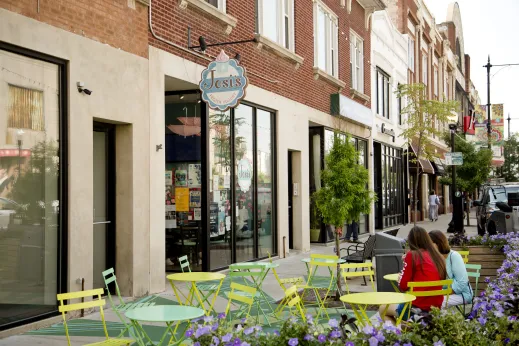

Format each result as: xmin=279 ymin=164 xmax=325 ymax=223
xmin=237 ymin=158 xmax=252 ymax=192
xmin=200 ymin=50 xmax=248 ymax=111
xmin=380 ymin=123 xmax=396 ymax=142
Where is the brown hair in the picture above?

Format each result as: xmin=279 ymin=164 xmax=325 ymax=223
xmin=407 ymin=226 xmax=447 ymax=279
xmin=428 ymin=230 xmax=451 ymax=255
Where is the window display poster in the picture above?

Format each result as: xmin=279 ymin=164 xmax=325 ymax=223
xmin=194 ymin=208 xmax=202 ymax=221
xmin=188 ymin=164 xmax=202 ymax=187
xmin=213 ymin=175 xmax=219 ymax=191
xmin=175 ymin=170 xmax=187 ymax=186
xmin=175 ymin=187 xmax=190 ymax=211
xmin=165 ymin=186 xmax=175 ymax=205
xmin=213 ymin=190 xmax=220 ymax=203
xmin=223 ymin=174 xmax=231 ymax=189
xmin=190 ymin=189 xmax=201 ymax=208
xmin=165 ymin=170 xmax=172 ymax=186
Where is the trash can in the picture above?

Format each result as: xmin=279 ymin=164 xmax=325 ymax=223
xmin=374 ymin=232 xmax=405 ymax=292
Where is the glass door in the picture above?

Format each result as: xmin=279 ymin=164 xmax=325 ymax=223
xmin=93 ymin=123 xmax=115 ymax=289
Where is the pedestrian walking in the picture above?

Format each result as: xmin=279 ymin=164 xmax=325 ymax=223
xmin=428 ymin=190 xmax=439 ymax=221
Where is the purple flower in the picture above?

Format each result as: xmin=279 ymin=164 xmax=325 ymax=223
xmin=288 ymin=338 xmax=299 ymax=346
xmin=222 ymin=333 xmax=233 ymax=343
xmin=478 ymin=317 xmax=487 ymax=326
xmin=504 ymin=338 xmax=510 ymax=344
xmin=485 ymin=277 xmax=490 ymax=283
xmin=328 ymin=318 xmax=338 ymax=328
xmin=345 ymin=342 xmax=355 ymax=346
xmin=195 ymin=326 xmax=210 ymax=338
xmin=212 ymin=336 xmax=220 ymax=345
xmin=194 ymin=342 xmax=200 ymax=346
xmin=393 ymin=343 xmax=400 ymax=346
xmin=374 ymin=332 xmax=385 ymax=342
xmin=368 ymin=336 xmax=379 ymax=346
xmin=509 ymin=316 xmax=517 ymax=321
xmin=433 ymin=341 xmax=445 ymax=346
xmin=233 ymin=338 xmax=241 ymax=346
xmin=304 ymin=334 xmax=313 ymax=341
xmin=241 ymin=343 xmax=250 ymax=346
xmin=330 ymin=330 xmax=341 ymax=339
xmin=318 ymin=334 xmax=326 ymax=343
xmin=241 ymin=318 xmax=247 ymax=324
xmin=362 ymin=325 xmax=375 ymax=335
xmin=218 ymin=313 xmax=226 ymax=319
xmin=274 ymin=330 xmax=280 ymax=336
xmin=211 ymin=322 xmax=219 ymax=331
xmin=244 ymin=327 xmax=254 ymax=335
xmin=185 ymin=329 xmax=194 ymax=337
xmin=403 ymin=343 xmax=413 ymax=346
xmin=255 ymin=325 xmax=262 ymax=332
xmin=204 ymin=316 xmax=214 ymax=323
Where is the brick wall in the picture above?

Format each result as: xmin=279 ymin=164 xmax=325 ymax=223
xmin=0 ymin=0 xmax=149 ymax=58
xmin=149 ymin=0 xmax=372 ymax=115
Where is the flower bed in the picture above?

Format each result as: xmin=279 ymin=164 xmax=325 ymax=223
xmin=185 ymin=234 xmax=519 ymax=346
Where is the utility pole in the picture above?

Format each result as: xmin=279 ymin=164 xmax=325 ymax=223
xmin=508 ymin=113 xmax=511 ymax=138
xmin=485 ymin=56 xmax=492 ymax=149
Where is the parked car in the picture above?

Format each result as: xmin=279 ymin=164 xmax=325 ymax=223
xmin=0 ymin=197 xmax=20 ymax=229
xmin=489 ymin=194 xmax=519 ymax=234
xmin=474 ymin=183 xmax=519 ymax=235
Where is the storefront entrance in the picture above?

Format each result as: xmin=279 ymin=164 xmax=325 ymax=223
xmin=164 ymin=82 xmax=276 ymax=272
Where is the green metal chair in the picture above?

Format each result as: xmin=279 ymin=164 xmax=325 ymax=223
xmin=456 ymin=263 xmax=482 ymax=316
xmin=304 ymin=260 xmax=338 ymax=322
xmin=102 ymin=268 xmax=156 ymax=337
xmin=177 ymin=255 xmax=220 ymax=306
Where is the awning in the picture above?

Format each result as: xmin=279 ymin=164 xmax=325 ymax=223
xmin=409 ymin=143 xmax=435 ymax=174
xmin=432 ymin=158 xmax=446 ymax=175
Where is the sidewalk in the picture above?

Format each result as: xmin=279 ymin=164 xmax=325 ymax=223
xmin=0 ymin=212 xmax=476 ymax=345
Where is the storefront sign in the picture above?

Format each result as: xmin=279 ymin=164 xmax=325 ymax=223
xmin=445 ymin=152 xmax=463 ymax=166
xmin=380 ymin=123 xmax=395 ymax=142
xmin=330 ymin=93 xmax=373 ymax=128
xmin=237 ymin=158 xmax=252 ymax=192
xmin=200 ymin=50 xmax=248 ymax=111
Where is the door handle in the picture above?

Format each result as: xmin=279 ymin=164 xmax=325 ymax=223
xmin=93 ymin=221 xmax=111 ymax=225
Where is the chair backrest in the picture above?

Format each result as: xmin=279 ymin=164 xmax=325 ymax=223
xmin=310 ymin=253 xmax=339 ymax=261
xmin=57 ymin=288 xmax=109 ymax=346
xmin=307 ymin=260 xmax=337 ymax=288
xmin=407 ymin=279 xmax=453 ymax=298
xmin=102 ymin=268 xmax=124 ymax=307
xmin=178 ymin=255 xmax=192 ymax=273
xmin=363 ymin=236 xmax=377 ymax=259
xmin=225 ymin=282 xmax=257 ymax=319
xmin=465 ymin=263 xmax=481 ymax=298
xmin=283 ymin=285 xmax=306 ymax=322
xmin=229 ymin=264 xmax=267 ymax=282
xmin=340 ymin=263 xmax=375 ymax=293
xmin=458 ymin=251 xmax=470 ymax=264
xmin=267 ymin=253 xmax=286 ymax=290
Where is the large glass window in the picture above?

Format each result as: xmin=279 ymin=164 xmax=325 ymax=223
xmin=0 ymin=49 xmax=61 ymax=328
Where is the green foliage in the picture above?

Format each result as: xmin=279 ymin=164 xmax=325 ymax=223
xmin=439 ymin=132 xmax=493 ymax=192
xmin=313 ymin=132 xmax=374 ymax=229
xmin=501 ymin=134 xmax=519 ymax=182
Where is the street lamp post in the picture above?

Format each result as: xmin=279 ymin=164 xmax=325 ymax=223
xmin=16 ymin=129 xmax=24 ymax=179
xmin=448 ymin=123 xmax=464 ymax=234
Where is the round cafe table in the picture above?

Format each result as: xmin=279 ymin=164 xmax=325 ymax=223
xmin=340 ymin=292 xmax=415 ymax=326
xmin=125 ymin=305 xmax=204 ymax=346
xmin=167 ymin=272 xmax=225 ymax=315
xmin=383 ymin=273 xmax=401 ymax=292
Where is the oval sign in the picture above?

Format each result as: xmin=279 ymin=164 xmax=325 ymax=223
xmin=237 ymin=158 xmax=252 ymax=193
xmin=199 ymin=50 xmax=248 ymax=111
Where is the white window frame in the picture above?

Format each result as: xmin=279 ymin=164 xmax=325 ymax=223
xmin=433 ymin=66 xmax=438 ymax=97
xmin=350 ymin=31 xmax=364 ymax=93
xmin=257 ymin=0 xmax=295 ymax=51
xmin=408 ymin=37 xmax=415 ymax=72
xmin=206 ymin=0 xmax=226 ymax=11
xmin=422 ymin=53 xmax=428 ymax=86
xmin=313 ymin=1 xmax=339 ymax=77
xmin=376 ymin=68 xmax=390 ymax=119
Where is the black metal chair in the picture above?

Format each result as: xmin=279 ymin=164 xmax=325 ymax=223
xmin=339 ymin=235 xmax=377 ymax=285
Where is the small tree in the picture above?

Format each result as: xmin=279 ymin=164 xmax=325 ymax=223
xmin=313 ymin=131 xmax=375 ymax=292
xmin=501 ymin=134 xmax=519 ymax=182
xmin=398 ymin=84 xmax=458 ymax=225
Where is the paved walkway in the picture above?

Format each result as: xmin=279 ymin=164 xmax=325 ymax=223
xmin=0 ymin=212 xmax=475 ymax=345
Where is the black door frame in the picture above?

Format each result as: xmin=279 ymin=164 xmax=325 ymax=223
xmin=288 ymin=151 xmax=294 ymax=249
xmin=93 ymin=122 xmax=116 ymax=276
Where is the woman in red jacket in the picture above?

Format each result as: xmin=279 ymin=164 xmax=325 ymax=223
xmin=381 ymin=226 xmax=447 ymax=323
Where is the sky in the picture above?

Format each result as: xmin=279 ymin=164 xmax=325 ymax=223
xmin=426 ymin=0 xmax=519 ymax=138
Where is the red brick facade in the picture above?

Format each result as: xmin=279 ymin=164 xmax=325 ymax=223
xmin=0 ymin=0 xmax=149 ymax=58
xmin=149 ymin=0 xmax=372 ymax=115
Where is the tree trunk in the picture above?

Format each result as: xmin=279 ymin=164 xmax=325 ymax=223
xmin=335 ymin=227 xmax=342 ymax=296
xmin=413 ymin=171 xmax=420 ymax=226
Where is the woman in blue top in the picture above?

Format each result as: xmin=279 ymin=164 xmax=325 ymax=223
xmin=429 ymin=230 xmax=473 ymax=307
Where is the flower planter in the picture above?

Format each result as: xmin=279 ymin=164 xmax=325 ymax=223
xmin=452 ymin=245 xmax=506 ymax=292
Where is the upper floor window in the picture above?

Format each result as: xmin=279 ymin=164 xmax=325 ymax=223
xmin=408 ymin=37 xmax=415 ymax=72
xmin=422 ymin=53 xmax=428 ymax=86
xmin=433 ymin=67 xmax=438 ymax=97
xmin=314 ymin=1 xmax=338 ymax=77
xmin=397 ymin=83 xmax=403 ymax=125
xmin=205 ymin=0 xmax=225 ymax=10
xmin=350 ymin=32 xmax=364 ymax=92
xmin=257 ymin=0 xmax=294 ymax=50
xmin=376 ymin=68 xmax=390 ymax=119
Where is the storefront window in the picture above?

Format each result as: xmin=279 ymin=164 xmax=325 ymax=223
xmin=0 ymin=49 xmax=61 ymax=328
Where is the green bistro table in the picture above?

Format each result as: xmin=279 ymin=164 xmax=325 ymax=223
xmin=383 ymin=273 xmax=401 ymax=292
xmin=230 ymin=262 xmax=279 ymax=310
xmin=125 ymin=305 xmax=204 ymax=346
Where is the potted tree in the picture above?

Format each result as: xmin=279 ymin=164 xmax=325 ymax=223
xmin=313 ymin=131 xmax=375 ymax=291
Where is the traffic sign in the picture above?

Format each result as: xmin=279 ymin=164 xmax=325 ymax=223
xmin=445 ymin=152 xmax=463 ymax=165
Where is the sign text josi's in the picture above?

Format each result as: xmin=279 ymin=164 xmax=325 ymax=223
xmin=200 ymin=50 xmax=248 ymax=111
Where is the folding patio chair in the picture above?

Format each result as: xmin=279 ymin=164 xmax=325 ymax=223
xmin=340 ymin=262 xmax=375 ymax=294
xmin=57 ymin=288 xmax=134 ymax=346
xmin=225 ymin=282 xmax=257 ymax=323
xmin=458 ymin=250 xmax=470 ymax=264
xmin=177 ymin=255 xmax=220 ymax=306
xmin=456 ymin=263 xmax=481 ymax=316
xmin=304 ymin=260 xmax=338 ymax=322
xmin=274 ymin=285 xmax=306 ymax=322
xmin=267 ymin=252 xmax=305 ymax=291
xmin=403 ymin=279 xmax=453 ymax=324
xmin=102 ymin=268 xmax=156 ymax=337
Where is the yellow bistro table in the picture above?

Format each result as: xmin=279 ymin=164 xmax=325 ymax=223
xmin=383 ymin=273 xmax=400 ymax=292
xmin=340 ymin=292 xmax=415 ymax=326
xmin=167 ymin=272 xmax=225 ymax=315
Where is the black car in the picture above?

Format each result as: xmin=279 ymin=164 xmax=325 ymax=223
xmin=474 ymin=184 xmax=519 ymax=235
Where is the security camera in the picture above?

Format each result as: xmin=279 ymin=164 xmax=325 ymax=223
xmin=77 ymin=81 xmax=92 ymax=95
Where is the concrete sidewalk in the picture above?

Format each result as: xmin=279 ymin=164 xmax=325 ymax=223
xmin=0 ymin=212 xmax=476 ymax=345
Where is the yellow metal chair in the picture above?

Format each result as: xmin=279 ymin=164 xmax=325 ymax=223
xmin=225 ymin=282 xmax=257 ymax=323
xmin=274 ymin=285 xmax=306 ymax=322
xmin=267 ymin=252 xmax=305 ymax=291
xmin=458 ymin=250 xmax=469 ymax=264
xmin=340 ymin=263 xmax=375 ymax=294
xmin=401 ymin=279 xmax=453 ymax=323
xmin=57 ymin=288 xmax=134 ymax=346
xmin=304 ymin=260 xmax=338 ymax=322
